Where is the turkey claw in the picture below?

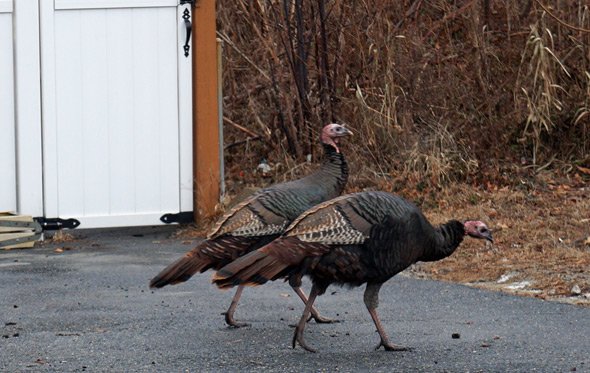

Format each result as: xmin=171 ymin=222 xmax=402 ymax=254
xmin=299 ymin=314 xmax=338 ymax=324
xmin=223 ymin=312 xmax=250 ymax=328
xmin=374 ymin=340 xmax=411 ymax=352
xmin=312 ymin=314 xmax=339 ymax=324
xmin=292 ymin=326 xmax=317 ymax=353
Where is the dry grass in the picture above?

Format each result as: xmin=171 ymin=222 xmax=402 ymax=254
xmin=218 ymin=0 xmax=590 ymax=192
xmin=516 ymin=18 xmax=570 ymax=166
xmin=412 ymin=176 xmax=590 ymax=305
xmin=48 ymin=230 xmax=77 ymax=243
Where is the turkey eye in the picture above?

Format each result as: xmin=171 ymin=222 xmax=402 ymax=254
xmin=479 ymin=227 xmax=488 ymax=233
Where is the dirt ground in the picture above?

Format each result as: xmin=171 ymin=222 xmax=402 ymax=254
xmin=407 ymin=175 xmax=590 ymax=307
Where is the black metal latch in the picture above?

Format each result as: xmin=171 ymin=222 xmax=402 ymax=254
xmin=160 ymin=211 xmax=194 ymax=224
xmin=180 ymin=0 xmax=195 ymax=57
xmin=35 ymin=217 xmax=81 ymax=231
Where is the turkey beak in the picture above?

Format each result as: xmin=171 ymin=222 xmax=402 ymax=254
xmin=483 ymin=231 xmax=493 ymax=243
xmin=342 ymin=128 xmax=353 ymax=137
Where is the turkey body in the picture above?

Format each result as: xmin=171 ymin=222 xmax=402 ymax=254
xmin=213 ymin=191 xmax=493 ymax=351
xmin=150 ymin=124 xmax=351 ymax=327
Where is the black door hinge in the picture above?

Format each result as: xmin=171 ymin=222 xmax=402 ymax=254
xmin=35 ymin=217 xmax=81 ymax=231
xmin=160 ymin=212 xmax=194 ymax=224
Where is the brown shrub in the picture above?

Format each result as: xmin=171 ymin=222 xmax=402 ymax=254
xmin=217 ymin=0 xmax=590 ymax=190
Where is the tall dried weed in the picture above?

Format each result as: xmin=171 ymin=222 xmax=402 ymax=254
xmin=516 ymin=19 xmax=569 ymax=167
xmin=218 ymin=0 xmax=590 ymax=192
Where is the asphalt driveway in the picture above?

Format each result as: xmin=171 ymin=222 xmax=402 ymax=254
xmin=1 ymin=226 xmax=588 ymax=372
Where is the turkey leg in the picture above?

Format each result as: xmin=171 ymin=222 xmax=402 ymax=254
xmin=292 ymin=286 xmax=338 ymax=324
xmin=223 ymin=285 xmax=250 ymax=328
xmin=292 ymin=284 xmax=320 ymax=352
xmin=224 ymin=284 xmax=334 ymax=328
xmin=364 ymin=282 xmax=410 ymax=351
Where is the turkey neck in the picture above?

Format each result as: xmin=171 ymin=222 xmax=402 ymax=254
xmin=420 ymin=220 xmax=465 ymax=262
xmin=315 ymin=143 xmax=349 ymax=195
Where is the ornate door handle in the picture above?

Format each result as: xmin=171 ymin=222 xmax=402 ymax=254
xmin=180 ymin=0 xmax=194 ymax=57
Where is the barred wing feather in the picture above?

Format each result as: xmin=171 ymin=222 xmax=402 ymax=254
xmin=208 ymin=192 xmax=288 ymax=239
xmin=284 ymin=191 xmax=420 ymax=245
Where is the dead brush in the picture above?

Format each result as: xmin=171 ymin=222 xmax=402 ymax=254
xmin=218 ymin=0 xmax=590 ymax=192
xmin=49 ymin=229 xmax=76 ymax=243
xmin=516 ymin=18 xmax=570 ymax=167
xmin=403 ymin=120 xmax=479 ymax=187
xmin=572 ymin=5 xmax=590 ymax=156
xmin=573 ymin=71 xmax=590 ymax=156
xmin=349 ymin=81 xmax=404 ymax=179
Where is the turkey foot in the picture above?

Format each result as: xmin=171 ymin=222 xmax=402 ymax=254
xmin=224 ymin=285 xmax=250 ymax=328
xmin=292 ymin=284 xmax=320 ymax=352
xmin=374 ymin=339 xmax=411 ymax=352
xmin=292 ymin=324 xmax=317 ymax=353
xmin=365 ymin=282 xmax=409 ymax=352
xmin=223 ymin=312 xmax=250 ymax=328
xmin=292 ymin=286 xmax=339 ymax=324
xmin=310 ymin=309 xmax=338 ymax=324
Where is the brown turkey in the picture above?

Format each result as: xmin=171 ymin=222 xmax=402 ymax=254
xmin=213 ymin=191 xmax=493 ymax=351
xmin=150 ymin=123 xmax=352 ymax=327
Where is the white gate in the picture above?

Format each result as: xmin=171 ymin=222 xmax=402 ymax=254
xmin=39 ymin=0 xmax=193 ymax=228
xmin=0 ymin=0 xmax=16 ymax=213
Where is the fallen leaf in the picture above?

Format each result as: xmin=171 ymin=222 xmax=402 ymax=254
xmin=54 ymin=248 xmax=64 ymax=253
xmin=576 ymin=165 xmax=590 ymax=175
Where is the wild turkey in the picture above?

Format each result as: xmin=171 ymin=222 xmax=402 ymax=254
xmin=213 ymin=191 xmax=493 ymax=351
xmin=150 ymin=123 xmax=352 ymax=327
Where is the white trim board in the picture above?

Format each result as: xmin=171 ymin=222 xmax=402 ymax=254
xmin=0 ymin=0 xmax=12 ymax=13
xmin=71 ymin=213 xmax=173 ymax=229
xmin=0 ymin=11 xmax=16 ymax=212
xmin=55 ymin=0 xmax=177 ymax=10
xmin=177 ymin=2 xmax=193 ymax=211
xmin=14 ymin=0 xmax=44 ymax=216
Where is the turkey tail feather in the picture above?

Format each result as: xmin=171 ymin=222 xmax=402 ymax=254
xmin=149 ymin=249 xmax=212 ymax=288
xmin=213 ymin=236 xmax=330 ymax=289
xmin=150 ymin=236 xmax=265 ymax=289
xmin=212 ymin=249 xmax=289 ymax=289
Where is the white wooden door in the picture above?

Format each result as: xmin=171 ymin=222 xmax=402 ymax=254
xmin=0 ymin=0 xmax=16 ymax=212
xmin=40 ymin=0 xmax=193 ymax=228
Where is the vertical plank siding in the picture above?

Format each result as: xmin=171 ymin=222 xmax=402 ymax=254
xmin=14 ymin=0 xmax=43 ymax=216
xmin=0 ymin=9 xmax=16 ymax=212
